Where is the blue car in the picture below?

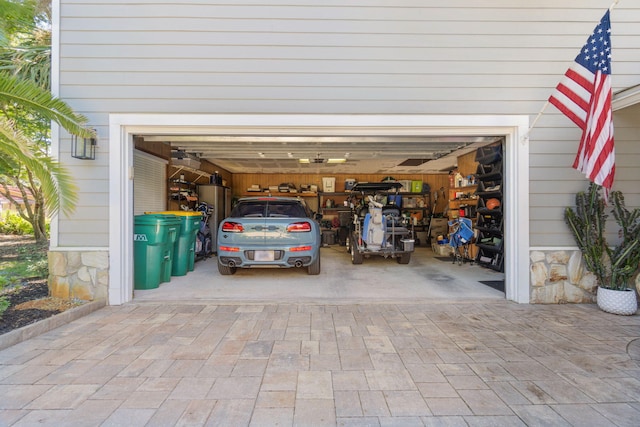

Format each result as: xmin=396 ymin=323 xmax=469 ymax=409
xmin=217 ymin=197 xmax=322 ymax=275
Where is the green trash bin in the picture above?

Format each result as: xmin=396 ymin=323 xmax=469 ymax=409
xmin=146 ymin=211 xmax=202 ymax=276
xmin=134 ymin=214 xmax=180 ymax=289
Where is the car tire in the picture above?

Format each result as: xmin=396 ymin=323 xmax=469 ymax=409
xmin=397 ymin=252 xmax=411 ymax=264
xmin=307 ymin=254 xmax=321 ymax=275
xmin=350 ymin=234 xmax=363 ymax=265
xmin=218 ymin=260 xmax=237 ymax=275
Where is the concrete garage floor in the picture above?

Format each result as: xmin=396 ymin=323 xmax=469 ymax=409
xmin=135 ymin=246 xmax=505 ymax=304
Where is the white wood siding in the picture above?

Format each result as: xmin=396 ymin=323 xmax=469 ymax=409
xmin=57 ymin=0 xmax=640 ymax=247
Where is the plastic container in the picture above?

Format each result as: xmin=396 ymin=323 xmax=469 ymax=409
xmin=345 ymin=179 xmax=356 ymax=191
xmin=134 ymin=214 xmax=180 ymax=290
xmin=401 ymin=239 xmax=415 ymax=251
xmin=322 ymin=177 xmax=335 ymax=192
xmin=146 ymin=211 xmax=202 ymax=276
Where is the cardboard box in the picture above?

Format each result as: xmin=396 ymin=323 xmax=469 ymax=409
xmin=432 ymin=243 xmax=453 ymax=256
xmin=429 ymin=218 xmax=448 ymax=237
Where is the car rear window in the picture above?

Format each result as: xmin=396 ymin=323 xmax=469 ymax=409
xmin=232 ymin=200 xmax=307 ymax=218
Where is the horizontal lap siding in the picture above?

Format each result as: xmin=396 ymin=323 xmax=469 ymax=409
xmin=58 ymin=1 xmax=640 ymax=247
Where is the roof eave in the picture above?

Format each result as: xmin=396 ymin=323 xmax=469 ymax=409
xmin=613 ymin=84 xmax=640 ymax=111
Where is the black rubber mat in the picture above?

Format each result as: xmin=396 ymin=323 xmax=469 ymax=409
xmin=479 ymin=280 xmax=505 ymax=292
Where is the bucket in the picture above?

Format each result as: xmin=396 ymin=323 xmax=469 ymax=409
xmin=400 ymin=239 xmax=415 ymax=251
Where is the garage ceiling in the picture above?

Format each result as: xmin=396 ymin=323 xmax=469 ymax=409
xmin=140 ymin=134 xmax=503 ymax=174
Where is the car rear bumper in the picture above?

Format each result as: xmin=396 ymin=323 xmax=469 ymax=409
xmin=218 ymin=249 xmax=318 ymax=269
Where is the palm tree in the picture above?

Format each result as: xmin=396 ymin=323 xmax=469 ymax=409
xmin=1 ymin=0 xmax=92 ymax=241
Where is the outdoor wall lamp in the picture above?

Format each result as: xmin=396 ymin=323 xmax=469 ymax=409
xmin=71 ymin=131 xmax=97 ymax=160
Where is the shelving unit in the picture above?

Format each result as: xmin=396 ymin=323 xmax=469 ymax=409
xmin=447 ymin=185 xmax=478 ymax=222
xmin=166 ymin=164 xmax=212 ymax=210
xmin=168 ymin=179 xmax=199 ymax=210
xmin=447 ymin=185 xmax=478 ymax=260
xmin=474 ymin=142 xmax=504 ymax=272
xmin=315 ymin=190 xmax=431 ymax=245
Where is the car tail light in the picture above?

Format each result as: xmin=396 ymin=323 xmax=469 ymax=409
xmin=219 ymin=246 xmax=240 ymax=252
xmin=221 ymin=221 xmax=244 ymax=232
xmin=287 ymin=221 xmax=311 ymax=232
xmin=290 ymin=245 xmax=312 ymax=252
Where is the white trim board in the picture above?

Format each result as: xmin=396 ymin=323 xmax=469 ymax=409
xmin=109 ymin=114 xmax=530 ymax=305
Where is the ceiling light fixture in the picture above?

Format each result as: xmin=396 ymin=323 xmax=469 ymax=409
xmin=298 ymin=153 xmax=347 ymax=164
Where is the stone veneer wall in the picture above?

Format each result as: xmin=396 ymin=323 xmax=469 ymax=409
xmin=48 ymin=250 xmax=109 ymax=301
xmin=531 ymin=249 xmax=640 ymax=304
xmin=530 ymin=250 xmax=598 ymax=304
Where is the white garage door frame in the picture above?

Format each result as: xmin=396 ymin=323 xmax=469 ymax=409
xmin=109 ymin=114 xmax=530 ymax=305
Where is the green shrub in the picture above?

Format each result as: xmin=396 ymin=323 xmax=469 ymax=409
xmin=0 ymin=296 xmax=9 ymax=319
xmin=0 ymin=212 xmax=33 ymax=235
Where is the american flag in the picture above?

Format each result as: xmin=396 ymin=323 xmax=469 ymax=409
xmin=549 ymin=10 xmax=615 ymax=192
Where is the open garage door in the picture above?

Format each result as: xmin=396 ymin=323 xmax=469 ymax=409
xmin=109 ymin=114 xmax=529 ymax=305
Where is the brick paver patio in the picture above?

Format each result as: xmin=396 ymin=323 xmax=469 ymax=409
xmin=0 ymin=301 xmax=639 ymax=426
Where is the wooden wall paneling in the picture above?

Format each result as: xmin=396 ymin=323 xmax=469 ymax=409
xmin=231 ymin=173 xmax=449 ymax=198
xmin=457 ymin=151 xmax=479 ymax=177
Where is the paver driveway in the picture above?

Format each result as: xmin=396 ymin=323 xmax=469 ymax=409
xmin=0 ymin=300 xmax=639 ymax=426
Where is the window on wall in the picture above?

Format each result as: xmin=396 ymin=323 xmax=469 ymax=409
xmin=133 ymin=149 xmax=167 ymax=215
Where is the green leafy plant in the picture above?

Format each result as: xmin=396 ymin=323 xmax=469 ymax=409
xmin=0 ymin=295 xmax=9 ymax=319
xmin=0 ymin=211 xmax=34 ymax=235
xmin=565 ymin=183 xmax=640 ymax=291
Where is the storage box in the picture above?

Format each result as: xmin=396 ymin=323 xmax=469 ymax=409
xmin=429 ymin=218 xmax=448 ymax=237
xmin=401 ymin=239 xmax=415 ymax=251
xmin=321 ymin=229 xmax=336 ymax=245
xmin=432 ymin=242 xmax=453 ymax=256
xmin=398 ymin=180 xmax=412 ymax=192
xmin=345 ymin=179 xmax=356 ymax=191
xmin=411 ymin=180 xmax=423 ymax=193
xmin=322 ymin=177 xmax=335 ymax=193
xmin=403 ymin=197 xmax=416 ymax=208
xmin=171 ymin=157 xmax=201 ymax=169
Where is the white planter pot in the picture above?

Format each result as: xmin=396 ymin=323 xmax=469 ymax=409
xmin=597 ymin=287 xmax=638 ymax=315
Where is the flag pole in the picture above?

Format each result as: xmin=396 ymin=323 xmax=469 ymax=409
xmin=527 ymin=101 xmax=549 ymax=136
xmin=610 ymin=0 xmax=619 ymax=11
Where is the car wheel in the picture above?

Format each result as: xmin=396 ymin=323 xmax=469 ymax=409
xmin=350 ymin=234 xmax=363 ymax=265
xmin=307 ymin=254 xmax=321 ymax=275
xmin=218 ymin=260 xmax=237 ymax=275
xmin=397 ymin=252 xmax=411 ymax=264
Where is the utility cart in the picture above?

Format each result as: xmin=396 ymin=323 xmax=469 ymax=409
xmin=345 ymin=182 xmax=415 ymax=264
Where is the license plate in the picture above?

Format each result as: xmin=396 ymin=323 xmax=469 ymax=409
xmin=254 ymin=250 xmax=275 ymax=261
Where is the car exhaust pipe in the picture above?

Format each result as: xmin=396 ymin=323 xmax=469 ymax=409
xmin=294 ymin=260 xmax=303 ymax=268
xmin=227 ymin=260 xmax=236 ymax=268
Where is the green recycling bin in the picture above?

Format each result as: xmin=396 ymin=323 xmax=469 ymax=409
xmin=134 ymin=214 xmax=180 ymax=289
xmin=146 ymin=211 xmax=202 ymax=276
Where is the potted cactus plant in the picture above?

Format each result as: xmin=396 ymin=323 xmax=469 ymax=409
xmin=565 ymin=183 xmax=640 ymax=315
